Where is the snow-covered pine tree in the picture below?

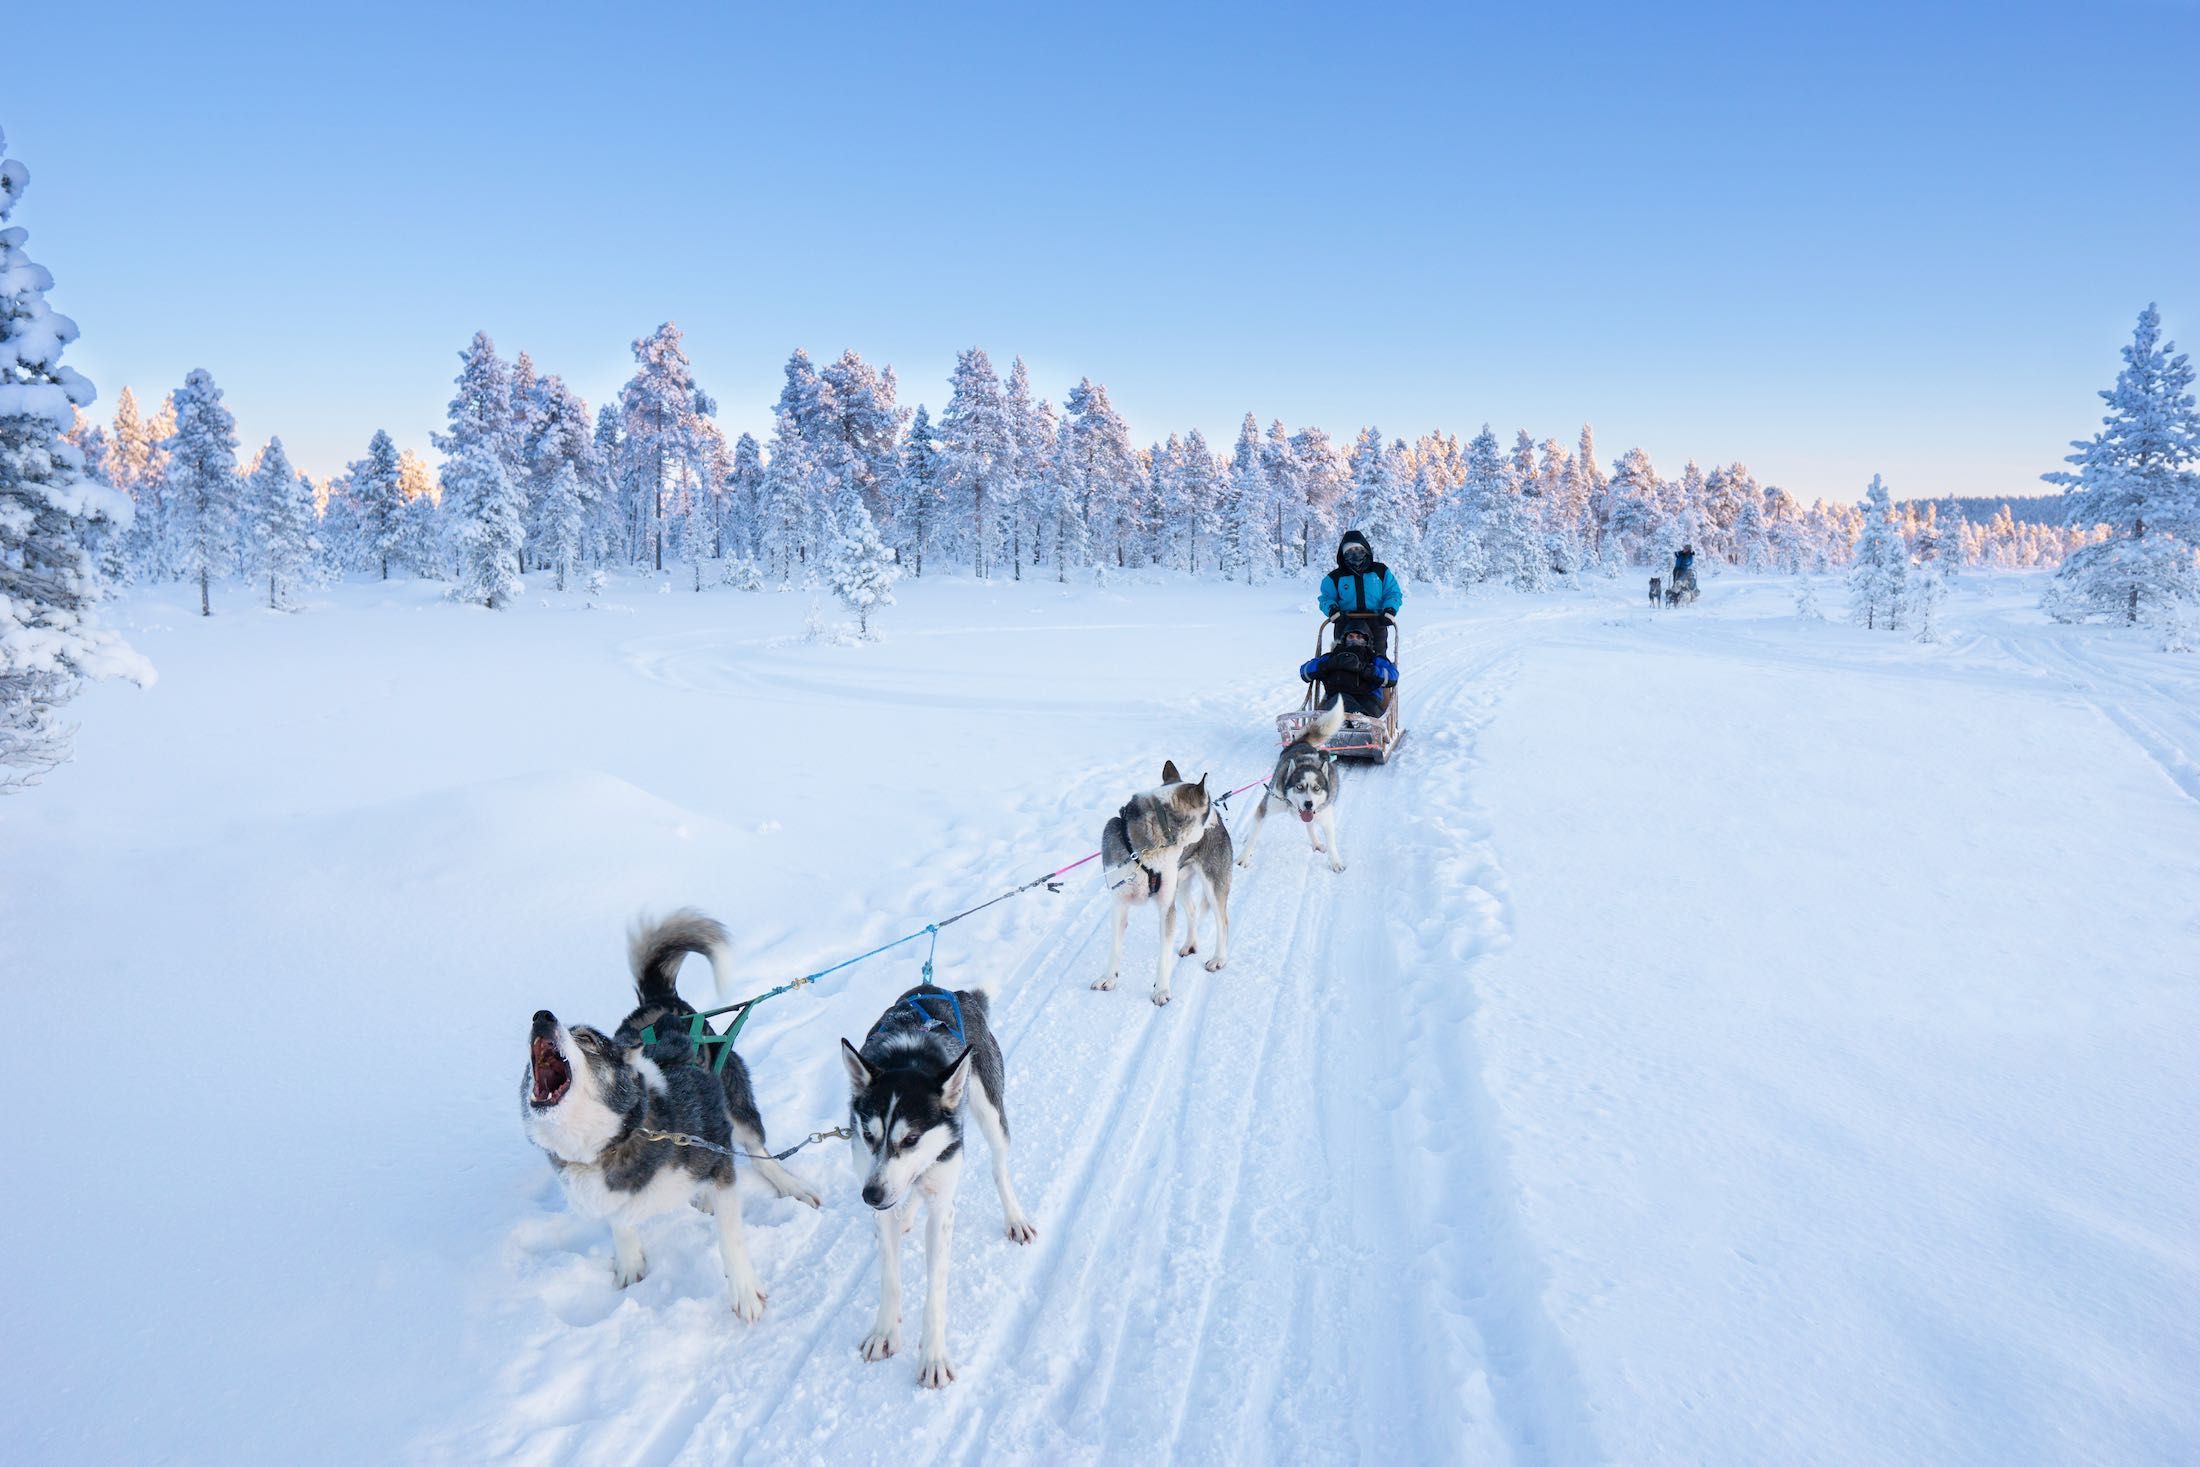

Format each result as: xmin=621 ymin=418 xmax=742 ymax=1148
xmin=727 ymin=431 xmax=764 ymax=565
xmin=889 ymin=404 xmax=941 ymax=575
xmin=433 ymin=331 xmax=524 ymax=609
xmin=825 ymin=497 xmax=900 ymax=638
xmin=1227 ymin=413 xmax=1274 ymax=581
xmin=162 ymin=369 xmax=241 ymax=616
xmin=348 ymin=429 xmax=406 ymax=579
xmin=1477 ymin=427 xmax=1546 ymax=591
xmin=939 ymin=350 xmax=1013 ymax=577
xmin=1286 ymin=427 xmax=1339 ymax=569
xmin=1060 ymin=378 xmax=1139 ymax=570
xmin=1847 ymin=474 xmax=1908 ymax=630
xmin=1 ymin=126 xmax=150 ymax=786
xmin=245 ymin=436 xmax=318 ymax=608
xmin=760 ymin=407 xmax=822 ymax=584
xmin=1261 ymin=420 xmax=1301 ymax=572
xmin=108 ymin=385 xmax=163 ymax=578
xmin=1602 ymin=447 xmax=1663 ymax=566
xmin=525 ymin=374 xmax=598 ymax=591
xmin=617 ymin=323 xmax=708 ymax=573
xmin=2041 ymin=304 xmax=2200 ymax=628
xmin=820 ymin=349 xmax=906 ymax=527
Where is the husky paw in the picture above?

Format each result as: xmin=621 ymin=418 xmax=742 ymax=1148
xmin=612 ymin=1253 xmax=649 ymax=1288
xmin=1150 ymin=988 xmax=1172 ymax=1007
xmin=1234 ymin=854 xmax=1252 ymax=869
xmin=1004 ymin=1214 xmax=1038 ymax=1245
xmin=1091 ymin=975 xmax=1118 ymax=992
xmin=1176 ymin=940 xmax=1198 ymax=957
xmin=777 ymin=1178 xmax=824 ymax=1210
xmin=1203 ymin=955 xmax=1227 ymax=973
xmin=860 ymin=1326 xmax=900 ymax=1362
xmin=730 ymin=1282 xmax=767 ymax=1322
xmin=1328 ymin=857 xmax=1347 ymax=873
xmin=917 ymin=1351 xmax=958 ymax=1389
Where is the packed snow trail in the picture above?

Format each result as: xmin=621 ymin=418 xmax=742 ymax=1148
xmin=430 ymin=609 xmax=1565 ymax=1466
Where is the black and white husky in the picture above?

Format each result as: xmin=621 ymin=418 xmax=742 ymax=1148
xmin=841 ymin=985 xmax=1036 ymax=1388
xmin=1092 ymin=760 xmax=1233 ymax=1006
xmin=521 ymin=910 xmax=821 ymax=1320
xmin=1237 ymin=701 xmax=1347 ymax=874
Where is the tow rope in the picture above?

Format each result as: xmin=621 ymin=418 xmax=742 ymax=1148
xmin=642 ymin=772 xmax=1275 ymax=1066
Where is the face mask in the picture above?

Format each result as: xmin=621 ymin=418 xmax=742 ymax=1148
xmin=1342 ymin=546 xmax=1369 ymax=568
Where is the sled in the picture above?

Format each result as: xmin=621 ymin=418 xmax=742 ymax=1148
xmin=1662 ymin=568 xmax=1700 ymax=607
xmin=1276 ymin=617 xmax=1404 ymax=764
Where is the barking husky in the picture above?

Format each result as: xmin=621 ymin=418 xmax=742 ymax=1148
xmin=1237 ymin=701 xmax=1347 ymax=873
xmin=521 ymin=910 xmax=821 ymax=1320
xmin=842 ymin=985 xmax=1035 ymax=1388
xmin=1092 ymin=760 xmax=1233 ymax=1006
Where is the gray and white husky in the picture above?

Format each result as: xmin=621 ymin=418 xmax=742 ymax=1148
xmin=1092 ymin=760 xmax=1233 ymax=1006
xmin=841 ymin=985 xmax=1036 ymax=1389
xmin=521 ymin=910 xmax=822 ymax=1320
xmin=1237 ymin=701 xmax=1347 ymax=874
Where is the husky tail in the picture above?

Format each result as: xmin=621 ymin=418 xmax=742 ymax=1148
xmin=628 ymin=908 xmax=735 ymax=1007
xmin=1302 ymin=701 xmax=1347 ymax=748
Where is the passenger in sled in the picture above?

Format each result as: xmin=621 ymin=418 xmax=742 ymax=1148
xmin=1300 ymin=620 xmax=1397 ymax=718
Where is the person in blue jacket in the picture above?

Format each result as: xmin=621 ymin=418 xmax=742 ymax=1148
xmin=1300 ymin=621 xmax=1397 ymax=717
xmin=1318 ymin=530 xmax=1404 ymax=634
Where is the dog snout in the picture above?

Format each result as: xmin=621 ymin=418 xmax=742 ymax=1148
xmin=532 ymin=1009 xmax=558 ymax=1033
xmin=861 ymin=1181 xmax=889 ymax=1209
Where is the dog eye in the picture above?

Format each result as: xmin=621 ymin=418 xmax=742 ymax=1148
xmin=899 ymin=1133 xmax=922 ymax=1150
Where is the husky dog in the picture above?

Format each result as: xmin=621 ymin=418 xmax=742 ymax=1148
xmin=1237 ymin=702 xmax=1346 ymax=874
xmin=1092 ymin=760 xmax=1233 ymax=1006
xmin=521 ymin=910 xmax=822 ymax=1320
xmin=841 ymin=985 xmax=1035 ymax=1388
xmin=1649 ymin=576 xmax=1662 ymax=607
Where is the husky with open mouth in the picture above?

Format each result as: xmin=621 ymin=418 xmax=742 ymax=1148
xmin=841 ymin=984 xmax=1035 ymax=1388
xmin=521 ymin=909 xmax=822 ymax=1320
xmin=1236 ymin=701 xmax=1347 ymax=874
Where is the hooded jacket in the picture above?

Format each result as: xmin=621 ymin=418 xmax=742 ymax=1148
xmin=1317 ymin=530 xmax=1405 ymax=617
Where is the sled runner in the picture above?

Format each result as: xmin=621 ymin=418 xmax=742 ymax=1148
xmin=1276 ymin=616 xmax=1404 ymax=764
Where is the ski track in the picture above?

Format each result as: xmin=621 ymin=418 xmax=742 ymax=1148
xmin=436 ymin=609 xmax=1606 ymax=1466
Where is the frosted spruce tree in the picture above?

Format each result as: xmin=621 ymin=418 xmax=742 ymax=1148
xmin=1847 ymin=475 xmax=1908 ymax=630
xmin=349 ymin=429 xmax=406 ymax=578
xmin=939 ymin=349 xmax=1012 ymax=577
xmin=616 ymin=323 xmax=710 ymax=572
xmin=1227 ymin=413 xmax=1274 ymax=581
xmin=245 ymin=436 xmax=319 ymax=608
xmin=163 ymin=369 xmax=241 ymax=616
xmin=890 ymin=403 xmax=941 ymax=576
xmin=826 ymin=499 xmax=900 ymax=638
xmin=2042 ymin=304 xmax=2200 ymax=630
xmin=1 ymin=126 xmax=150 ymax=786
xmin=433 ymin=332 xmax=524 ymax=609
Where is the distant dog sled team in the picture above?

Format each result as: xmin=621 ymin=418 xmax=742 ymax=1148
xmin=520 ymin=529 xmax=1408 ymax=1386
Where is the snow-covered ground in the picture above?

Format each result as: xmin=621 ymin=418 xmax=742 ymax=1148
xmin=4 ymin=569 xmax=2194 ymax=1466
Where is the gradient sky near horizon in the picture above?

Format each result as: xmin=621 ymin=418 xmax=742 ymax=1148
xmin=8 ymin=0 xmax=2197 ymax=503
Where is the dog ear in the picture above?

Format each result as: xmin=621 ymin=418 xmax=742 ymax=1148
xmin=939 ymin=1046 xmax=975 ymax=1110
xmin=840 ymin=1038 xmax=874 ymax=1091
xmin=1161 ymin=759 xmax=1182 ymax=785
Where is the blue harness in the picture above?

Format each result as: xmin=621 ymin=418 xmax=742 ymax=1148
xmin=902 ymin=985 xmax=967 ymax=1047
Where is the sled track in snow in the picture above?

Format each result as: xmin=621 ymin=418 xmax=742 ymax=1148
xmin=1996 ymin=631 xmax=2200 ymax=807
xmin=449 ymin=613 xmax=1605 ymax=1466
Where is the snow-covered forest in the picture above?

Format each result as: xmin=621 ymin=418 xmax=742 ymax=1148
xmin=71 ymin=325 xmax=2127 ymax=619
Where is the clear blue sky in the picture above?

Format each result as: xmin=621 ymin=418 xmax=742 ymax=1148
xmin=10 ymin=0 xmax=2197 ymax=503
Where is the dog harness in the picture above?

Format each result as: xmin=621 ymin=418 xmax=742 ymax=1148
xmin=903 ymin=986 xmax=967 ymax=1046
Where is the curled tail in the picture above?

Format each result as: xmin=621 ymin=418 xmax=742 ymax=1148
xmin=628 ymin=908 xmax=734 ymax=1008
xmin=1302 ymin=701 xmax=1347 ymax=748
